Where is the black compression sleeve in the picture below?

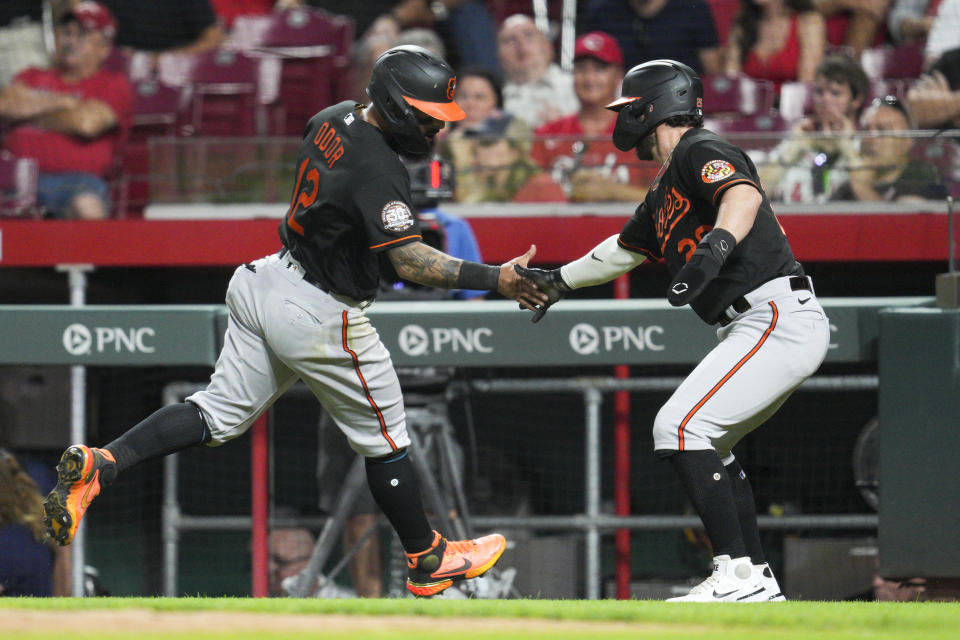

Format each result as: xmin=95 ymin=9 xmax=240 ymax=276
xmin=456 ymin=261 xmax=500 ymax=291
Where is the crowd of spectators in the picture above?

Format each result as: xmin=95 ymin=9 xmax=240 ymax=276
xmin=0 ymin=0 xmax=957 ymax=218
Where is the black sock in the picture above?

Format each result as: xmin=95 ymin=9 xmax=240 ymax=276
xmin=104 ymin=402 xmax=211 ymax=481
xmin=364 ymin=450 xmax=435 ymax=553
xmin=667 ymin=450 xmax=747 ymax=559
xmin=725 ymin=458 xmax=765 ymax=565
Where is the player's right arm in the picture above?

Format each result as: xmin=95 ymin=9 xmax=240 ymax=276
xmin=387 ymin=241 xmax=547 ymax=310
xmin=515 ymin=234 xmax=648 ymax=323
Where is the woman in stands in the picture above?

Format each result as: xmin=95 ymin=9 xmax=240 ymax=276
xmin=724 ymin=0 xmax=826 ymax=91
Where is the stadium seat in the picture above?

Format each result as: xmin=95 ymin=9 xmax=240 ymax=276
xmin=120 ymin=80 xmax=189 ymax=216
xmin=861 ymin=43 xmax=925 ymax=81
xmin=709 ymin=111 xmax=791 ymax=152
xmin=231 ymin=9 xmax=354 ymax=135
xmin=0 ymin=151 xmax=39 ymax=218
xmin=703 ymin=73 xmax=776 ymax=117
xmin=159 ymin=49 xmax=260 ymax=136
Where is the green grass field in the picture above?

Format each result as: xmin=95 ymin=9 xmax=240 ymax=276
xmin=1 ymin=597 xmax=958 ymax=639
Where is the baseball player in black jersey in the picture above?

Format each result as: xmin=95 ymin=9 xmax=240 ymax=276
xmin=518 ymin=60 xmax=830 ymax=602
xmin=42 ymin=45 xmax=547 ymax=598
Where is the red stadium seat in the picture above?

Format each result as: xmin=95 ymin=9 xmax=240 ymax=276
xmin=119 ymin=81 xmax=189 ymax=216
xmin=703 ymin=73 xmax=776 ymax=117
xmin=232 ymin=9 xmax=354 ymax=135
xmin=709 ymin=110 xmax=791 ymax=152
xmin=861 ymin=43 xmax=925 ymax=81
xmin=0 ymin=151 xmax=40 ymax=218
xmin=159 ymin=49 xmax=261 ymax=136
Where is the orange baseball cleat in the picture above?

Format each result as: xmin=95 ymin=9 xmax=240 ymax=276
xmin=42 ymin=445 xmax=116 ymax=546
xmin=405 ymin=530 xmax=506 ymax=597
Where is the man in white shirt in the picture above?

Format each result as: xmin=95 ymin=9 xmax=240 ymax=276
xmin=497 ymin=14 xmax=578 ymax=128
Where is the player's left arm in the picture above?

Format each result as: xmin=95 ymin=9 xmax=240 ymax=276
xmin=33 ymin=97 xmax=119 ymax=139
xmin=387 ymin=240 xmax=547 ymax=310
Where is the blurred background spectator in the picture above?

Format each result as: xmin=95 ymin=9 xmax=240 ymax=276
xmin=102 ymin=0 xmax=225 ymax=56
xmin=578 ymin=0 xmax=722 ymax=74
xmin=444 ymin=66 xmax=509 ymax=135
xmin=814 ymin=0 xmax=891 ymax=57
xmin=724 ymin=0 xmax=826 ymax=90
xmin=921 ymin=0 xmax=960 ymax=68
xmin=831 ymin=94 xmax=947 ymax=201
xmin=0 ymin=448 xmax=70 ymax=597
xmin=761 ymin=53 xmax=871 ymax=201
xmin=0 ymin=1 xmax=50 ymax=87
xmin=532 ymin=31 xmax=652 ymax=202
xmin=453 ymin=115 xmax=565 ymax=203
xmin=314 ymin=1 xmax=500 ymax=73
xmin=0 ymin=1 xmax=132 ymax=219
xmin=497 ymin=13 xmax=578 ymax=129
xmin=907 ymin=47 xmax=960 ymax=127
xmin=886 ymin=0 xmax=937 ymax=47
xmin=267 ymin=526 xmax=316 ymax=597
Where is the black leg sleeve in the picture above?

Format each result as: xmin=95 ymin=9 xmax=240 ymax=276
xmin=668 ymin=450 xmax=747 ymax=559
xmin=364 ymin=450 xmax=435 ymax=554
xmin=725 ymin=458 xmax=765 ymax=565
xmin=105 ymin=401 xmax=211 ymax=475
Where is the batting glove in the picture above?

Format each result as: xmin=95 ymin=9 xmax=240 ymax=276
xmin=514 ymin=264 xmax=570 ymax=323
xmin=667 ymin=228 xmax=737 ymax=307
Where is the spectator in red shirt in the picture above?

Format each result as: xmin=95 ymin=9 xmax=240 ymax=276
xmin=0 ymin=2 xmax=132 ymax=219
xmin=532 ymin=32 xmax=654 ymax=202
xmin=724 ymin=0 xmax=825 ymax=90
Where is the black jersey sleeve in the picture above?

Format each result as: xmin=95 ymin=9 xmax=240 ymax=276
xmin=680 ymin=136 xmax=763 ymax=206
xmin=617 ymin=201 xmax=661 ymax=261
xmin=353 ymin=175 xmax=422 ymax=253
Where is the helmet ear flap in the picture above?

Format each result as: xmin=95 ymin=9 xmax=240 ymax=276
xmin=612 ymin=101 xmax=649 ymax=152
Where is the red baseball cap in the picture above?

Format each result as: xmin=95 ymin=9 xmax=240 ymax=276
xmin=574 ymin=31 xmax=624 ymax=67
xmin=60 ymin=1 xmax=117 ymax=39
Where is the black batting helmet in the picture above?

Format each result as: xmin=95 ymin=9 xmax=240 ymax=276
xmin=367 ymin=45 xmax=465 ymax=157
xmin=606 ymin=59 xmax=703 ymax=151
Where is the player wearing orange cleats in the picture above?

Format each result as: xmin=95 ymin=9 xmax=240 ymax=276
xmin=405 ymin=530 xmax=506 ymax=596
xmin=42 ymin=445 xmax=116 ymax=546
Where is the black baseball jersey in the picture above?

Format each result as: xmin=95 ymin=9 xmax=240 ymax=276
xmin=618 ymin=128 xmax=802 ymax=324
xmin=278 ymin=101 xmax=421 ymax=301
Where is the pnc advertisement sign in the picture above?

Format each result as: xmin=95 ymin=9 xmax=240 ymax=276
xmin=0 ymin=306 xmax=221 ymax=366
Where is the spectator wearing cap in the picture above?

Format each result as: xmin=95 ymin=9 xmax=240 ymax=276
xmin=532 ymin=32 xmax=654 ymax=202
xmin=498 ymin=14 xmax=579 ymax=129
xmin=578 ymin=0 xmax=722 ymax=74
xmin=0 ymin=1 xmax=133 ymax=219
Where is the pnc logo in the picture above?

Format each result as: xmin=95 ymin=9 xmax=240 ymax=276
xmin=62 ymin=324 xmax=157 ymax=356
xmin=569 ymin=323 xmax=666 ymax=355
xmin=398 ymin=324 xmax=493 ymax=356
xmin=399 ymin=324 xmax=430 ymax=356
xmin=569 ymin=323 xmax=600 ymax=355
xmin=63 ymin=323 xmax=93 ymax=355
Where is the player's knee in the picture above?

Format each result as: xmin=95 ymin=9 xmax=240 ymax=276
xmin=366 ymin=448 xmax=408 ymax=464
xmin=652 ymin=406 xmax=680 ymax=451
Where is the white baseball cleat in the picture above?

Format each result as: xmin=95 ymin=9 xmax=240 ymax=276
xmin=667 ymin=555 xmax=762 ymax=602
xmin=744 ymin=563 xmax=787 ymax=602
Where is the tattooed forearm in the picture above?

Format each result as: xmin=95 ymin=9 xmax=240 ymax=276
xmin=388 ymin=242 xmax=461 ymax=288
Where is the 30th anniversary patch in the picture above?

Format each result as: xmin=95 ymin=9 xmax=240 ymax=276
xmin=381 ymin=200 xmax=414 ymax=232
